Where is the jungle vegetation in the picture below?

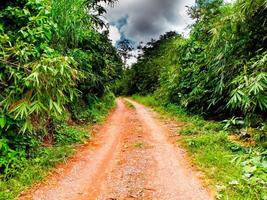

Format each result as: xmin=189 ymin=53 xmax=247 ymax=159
xmin=1 ymin=0 xmax=267 ymax=199
xmin=120 ymin=0 xmax=267 ymax=199
xmin=121 ymin=0 xmax=267 ymax=129
xmin=0 ymin=0 xmax=122 ymax=198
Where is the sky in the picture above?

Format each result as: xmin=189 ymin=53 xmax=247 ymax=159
xmin=105 ymin=0 xmax=195 ymax=47
xmin=104 ymin=0 xmax=234 ymax=65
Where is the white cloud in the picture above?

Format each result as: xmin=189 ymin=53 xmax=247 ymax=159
xmin=126 ymin=49 xmax=139 ymax=66
xmin=109 ymin=25 xmax=121 ymax=45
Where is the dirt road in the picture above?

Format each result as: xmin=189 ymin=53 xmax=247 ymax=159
xmin=20 ymin=99 xmax=213 ymax=200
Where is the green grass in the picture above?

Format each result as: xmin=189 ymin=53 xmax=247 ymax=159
xmin=0 ymin=95 xmax=115 ymax=200
xmin=181 ymin=133 xmax=246 ymax=199
xmin=0 ymin=146 xmax=74 ymax=200
xmin=132 ymin=95 xmax=267 ymax=200
xmin=0 ymin=127 xmax=88 ymax=200
xmin=132 ymin=94 xmax=195 ymax=122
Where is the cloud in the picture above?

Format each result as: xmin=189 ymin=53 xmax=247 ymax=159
xmin=105 ymin=0 xmax=195 ymax=45
xmin=105 ymin=0 xmax=235 ymax=65
xmin=111 ymin=16 xmax=128 ymax=31
xmin=109 ymin=25 xmax=121 ymax=45
xmin=126 ymin=49 xmax=138 ymax=66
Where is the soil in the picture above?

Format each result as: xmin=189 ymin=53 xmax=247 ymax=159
xmin=19 ymin=98 xmax=213 ymax=200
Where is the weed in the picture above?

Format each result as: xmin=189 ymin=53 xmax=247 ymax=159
xmin=133 ymin=95 xmax=267 ymax=200
xmin=0 ymin=95 xmax=115 ymax=200
xmin=132 ymin=95 xmax=160 ymax=107
xmin=133 ymin=141 xmax=144 ymax=148
xmin=0 ymin=146 xmax=74 ymax=200
xmin=55 ymin=125 xmax=90 ymax=145
xmin=125 ymin=100 xmax=135 ymax=109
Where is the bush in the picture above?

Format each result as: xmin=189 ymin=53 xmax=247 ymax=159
xmin=55 ymin=125 xmax=90 ymax=145
xmin=122 ymin=0 xmax=267 ymax=123
xmin=0 ymin=0 xmax=121 ymax=197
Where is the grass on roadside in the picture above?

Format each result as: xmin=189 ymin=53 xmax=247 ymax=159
xmin=0 ymin=95 xmax=115 ymax=200
xmin=132 ymin=95 xmax=267 ymax=200
xmin=0 ymin=146 xmax=74 ymax=200
xmin=124 ymin=99 xmax=135 ymax=110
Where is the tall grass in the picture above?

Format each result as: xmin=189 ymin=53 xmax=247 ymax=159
xmin=51 ymin=0 xmax=90 ymax=50
xmin=0 ymin=94 xmax=115 ymax=200
xmin=132 ymin=95 xmax=267 ymax=200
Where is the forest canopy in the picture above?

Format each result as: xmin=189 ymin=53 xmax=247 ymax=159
xmin=120 ymin=0 xmax=267 ymax=124
xmin=0 ymin=0 xmax=122 ymax=186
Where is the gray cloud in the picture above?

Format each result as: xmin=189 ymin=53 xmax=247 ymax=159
xmin=105 ymin=0 xmax=195 ymax=45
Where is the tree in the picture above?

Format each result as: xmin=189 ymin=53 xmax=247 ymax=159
xmin=117 ymin=39 xmax=134 ymax=66
xmin=187 ymin=0 xmax=223 ymax=22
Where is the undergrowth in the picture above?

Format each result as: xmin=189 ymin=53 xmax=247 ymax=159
xmin=0 ymin=0 xmax=121 ymax=199
xmin=0 ymin=94 xmax=115 ymax=200
xmin=0 ymin=146 xmax=73 ymax=200
xmin=132 ymin=95 xmax=267 ymax=200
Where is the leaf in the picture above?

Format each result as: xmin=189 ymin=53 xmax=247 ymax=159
xmin=0 ymin=116 xmax=6 ymax=129
xmin=53 ymin=102 xmax=63 ymax=114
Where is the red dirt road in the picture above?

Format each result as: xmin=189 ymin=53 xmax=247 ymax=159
xmin=19 ymin=99 xmax=213 ymax=200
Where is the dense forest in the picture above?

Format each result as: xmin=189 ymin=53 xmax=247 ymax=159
xmin=121 ymin=0 xmax=267 ymax=125
xmin=0 ymin=0 xmax=122 ymax=198
xmin=119 ymin=0 xmax=267 ymax=198
xmin=0 ymin=0 xmax=267 ymax=199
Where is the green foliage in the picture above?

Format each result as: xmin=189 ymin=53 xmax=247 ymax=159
xmin=51 ymin=0 xmax=90 ymax=50
xmin=0 ymin=138 xmax=26 ymax=179
xmin=132 ymin=95 xmax=161 ymax=107
xmin=0 ymin=145 xmax=74 ymax=200
xmin=0 ymin=0 xmax=82 ymax=134
xmin=223 ymin=117 xmax=245 ymax=130
xmin=0 ymin=95 xmax=115 ymax=199
xmin=0 ymin=0 xmax=122 ymax=196
xmin=0 ymin=0 xmax=121 ymax=134
xmin=69 ymin=33 xmax=123 ymax=99
xmin=123 ymin=0 xmax=267 ymax=124
xmin=237 ymin=149 xmax=267 ymax=199
xmin=227 ymin=52 xmax=267 ymax=109
xmin=70 ymin=93 xmax=115 ymax=123
xmin=132 ymin=95 xmax=196 ymax=122
xmin=55 ymin=125 xmax=90 ymax=145
xmin=133 ymin=95 xmax=267 ymax=200
xmin=120 ymin=32 xmax=180 ymax=96
xmin=1 ymin=54 xmax=80 ymax=133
